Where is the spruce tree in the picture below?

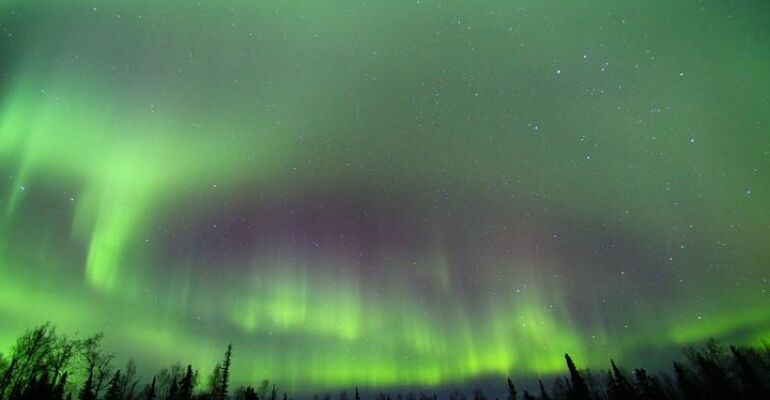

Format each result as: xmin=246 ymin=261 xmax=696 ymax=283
xmin=506 ymin=377 xmax=516 ymax=400
xmin=104 ymin=370 xmax=122 ymax=400
xmin=633 ymin=368 xmax=664 ymax=400
xmin=178 ymin=365 xmax=194 ymax=400
xmin=564 ymin=354 xmax=590 ymax=400
xmin=243 ymin=386 xmax=259 ymax=400
xmin=166 ymin=375 xmax=179 ymax=400
xmin=145 ymin=377 xmax=157 ymax=400
xmin=242 ymin=386 xmax=259 ymax=400
xmin=208 ymin=363 xmax=222 ymax=399
xmin=538 ymin=380 xmax=551 ymax=400
xmin=218 ymin=345 xmax=232 ymax=400
xmin=730 ymin=345 xmax=768 ymax=398
xmin=607 ymin=360 xmax=636 ymax=400
xmin=673 ymin=362 xmax=700 ymax=400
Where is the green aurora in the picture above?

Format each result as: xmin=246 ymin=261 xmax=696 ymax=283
xmin=1 ymin=0 xmax=769 ymax=394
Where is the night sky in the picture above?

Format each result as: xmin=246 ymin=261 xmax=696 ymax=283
xmin=1 ymin=0 xmax=769 ymax=395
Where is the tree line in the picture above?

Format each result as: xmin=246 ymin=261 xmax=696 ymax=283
xmin=0 ymin=324 xmax=768 ymax=400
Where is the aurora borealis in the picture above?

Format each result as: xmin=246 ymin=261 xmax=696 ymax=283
xmin=1 ymin=0 xmax=769 ymax=394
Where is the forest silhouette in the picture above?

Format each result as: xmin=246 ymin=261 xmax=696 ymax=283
xmin=1 ymin=324 xmax=768 ymax=400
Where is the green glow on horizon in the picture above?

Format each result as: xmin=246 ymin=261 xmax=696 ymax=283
xmin=1 ymin=0 xmax=769 ymax=394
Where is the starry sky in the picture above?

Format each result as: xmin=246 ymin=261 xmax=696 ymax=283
xmin=1 ymin=0 xmax=769 ymax=395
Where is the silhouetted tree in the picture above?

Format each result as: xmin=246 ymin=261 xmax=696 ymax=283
xmin=0 ymin=354 xmax=18 ymax=399
xmin=257 ymin=380 xmax=271 ymax=400
xmin=583 ymin=369 xmax=603 ymax=399
xmin=216 ymin=345 xmax=232 ymax=400
xmin=53 ymin=371 xmax=68 ymax=400
xmin=4 ymin=324 xmax=770 ymax=400
xmin=606 ymin=360 xmax=635 ymax=400
xmin=731 ymin=345 xmax=769 ymax=399
xmin=564 ymin=354 xmax=590 ymax=400
xmin=238 ymin=385 xmax=259 ymax=400
xmin=144 ymin=377 xmax=157 ymax=400
xmin=448 ymin=391 xmax=465 ymax=400
xmin=656 ymin=372 xmax=680 ymax=400
xmin=633 ymin=368 xmax=664 ymax=400
xmin=506 ymin=378 xmax=516 ymax=400
xmin=248 ymin=386 xmax=260 ymax=400
xmin=686 ymin=339 xmax=737 ymax=400
xmin=208 ymin=363 xmax=222 ymax=399
xmin=538 ymin=379 xmax=551 ymax=400
xmin=104 ymin=370 xmax=122 ymax=400
xmin=153 ymin=364 xmax=182 ymax=400
xmin=13 ymin=324 xmax=57 ymax=396
xmin=178 ymin=365 xmax=195 ymax=400
xmin=78 ymin=370 xmax=96 ymax=400
xmin=673 ymin=361 xmax=700 ymax=400
xmin=166 ymin=375 xmax=178 ymax=400
xmin=0 ymin=355 xmax=7 ymax=382
xmin=119 ymin=360 xmax=140 ymax=400
xmin=551 ymin=377 xmax=570 ymax=400
xmin=81 ymin=334 xmax=113 ymax=400
xmin=50 ymin=335 xmax=82 ymax=391
xmin=1 ymin=324 xmax=83 ymax=400
xmin=23 ymin=369 xmax=55 ymax=400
